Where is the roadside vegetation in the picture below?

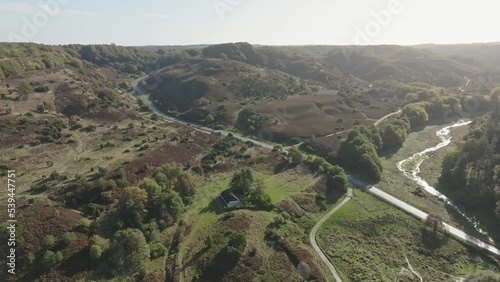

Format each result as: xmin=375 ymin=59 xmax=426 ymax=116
xmin=317 ymin=191 xmax=500 ymax=281
xmin=1 ymin=42 xmax=499 ymax=281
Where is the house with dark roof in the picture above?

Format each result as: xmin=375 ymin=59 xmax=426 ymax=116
xmin=220 ymin=189 xmax=241 ymax=207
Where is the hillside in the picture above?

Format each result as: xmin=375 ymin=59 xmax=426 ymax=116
xmin=0 ymin=43 xmax=344 ymax=281
xmin=416 ymin=43 xmax=500 ymax=67
xmin=439 ymin=92 xmax=500 ymax=240
xmin=1 ymin=42 xmax=499 ymax=281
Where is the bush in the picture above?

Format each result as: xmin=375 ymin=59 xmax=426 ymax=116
xmin=224 ymin=233 xmax=247 ymax=261
xmin=43 ymin=235 xmax=56 ymax=248
xmin=76 ymin=217 xmax=92 ymax=232
xmin=41 ymin=250 xmax=63 ymax=267
xmin=63 ymin=232 xmax=78 ymax=244
xmin=89 ymin=235 xmax=110 ymax=261
xmin=33 ymin=85 xmax=49 ymax=93
xmin=35 ymin=104 xmax=45 ymax=113
xmin=150 ymin=242 xmax=168 ymax=259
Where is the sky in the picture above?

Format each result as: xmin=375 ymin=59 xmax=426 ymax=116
xmin=0 ymin=0 xmax=498 ymax=46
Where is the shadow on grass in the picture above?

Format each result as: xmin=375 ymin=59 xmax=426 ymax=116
xmin=274 ymin=160 xmax=290 ymax=174
xmin=326 ymin=188 xmax=345 ymax=205
xmin=61 ymin=247 xmax=91 ymax=277
xmin=421 ymin=228 xmax=449 ymax=250
xmin=378 ymin=146 xmax=403 ymax=159
xmin=444 ymin=202 xmax=500 ymax=245
xmin=199 ymin=197 xmax=224 ymax=215
xmin=198 ymin=249 xmax=239 ymax=282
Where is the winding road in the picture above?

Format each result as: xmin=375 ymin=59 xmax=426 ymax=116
xmin=309 ymin=187 xmax=353 ymax=282
xmin=132 ymin=71 xmax=274 ymax=150
xmin=131 ymin=70 xmax=500 ymax=281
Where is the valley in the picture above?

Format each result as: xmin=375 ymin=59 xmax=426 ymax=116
xmin=0 ymin=42 xmax=500 ymax=282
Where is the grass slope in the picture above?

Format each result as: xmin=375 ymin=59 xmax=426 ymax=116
xmin=317 ymin=191 xmax=499 ymax=281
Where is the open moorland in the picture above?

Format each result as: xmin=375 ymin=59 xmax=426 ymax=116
xmin=0 ymin=42 xmax=500 ymax=281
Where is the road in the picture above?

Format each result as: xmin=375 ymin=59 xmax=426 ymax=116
xmin=309 ymin=187 xmax=353 ymax=282
xmin=132 ymin=71 xmax=500 ymax=280
xmin=373 ymin=109 xmax=402 ymax=126
xmin=325 ymin=109 xmax=402 ymax=137
xmin=459 ymin=76 xmax=471 ymax=93
xmin=348 ymin=176 xmax=500 ymax=256
xmin=132 ymin=71 xmax=274 ymax=150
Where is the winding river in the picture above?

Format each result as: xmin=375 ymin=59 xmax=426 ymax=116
xmin=396 ymin=120 xmax=487 ymax=235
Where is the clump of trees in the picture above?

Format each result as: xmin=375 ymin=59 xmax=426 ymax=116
xmin=228 ymin=169 xmax=274 ymax=210
xmin=325 ymin=165 xmax=349 ymax=193
xmin=403 ymin=103 xmax=429 ymax=128
xmin=236 ymin=109 xmax=264 ymax=134
xmin=91 ymin=229 xmax=150 ymax=279
xmin=439 ymin=99 xmax=500 ymax=229
xmin=336 ymin=127 xmax=384 ymax=182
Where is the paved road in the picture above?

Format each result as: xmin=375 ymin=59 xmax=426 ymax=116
xmin=309 ymin=187 xmax=353 ymax=282
xmin=348 ymin=176 xmax=500 ymax=256
xmin=132 ymin=70 xmax=500 ymax=281
xmin=132 ymin=71 xmax=274 ymax=150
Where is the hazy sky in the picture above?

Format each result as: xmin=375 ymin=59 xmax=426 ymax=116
xmin=0 ymin=0 xmax=498 ymax=46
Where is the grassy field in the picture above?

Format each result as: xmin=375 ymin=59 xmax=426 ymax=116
xmin=176 ymin=167 xmax=331 ymax=282
xmin=317 ymin=191 xmax=499 ymax=281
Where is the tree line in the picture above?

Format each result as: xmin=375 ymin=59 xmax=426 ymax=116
xmin=439 ymin=88 xmax=500 ymax=231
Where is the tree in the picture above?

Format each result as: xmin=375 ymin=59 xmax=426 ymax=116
xmin=248 ymin=179 xmax=274 ymax=210
xmin=224 ymin=233 xmax=247 ymax=261
xmin=288 ymin=147 xmax=304 ymax=165
xmin=403 ymin=104 xmax=429 ymax=128
xmin=150 ymin=242 xmax=168 ymax=259
xmin=17 ymin=82 xmax=31 ymax=101
xmin=105 ymin=229 xmax=150 ymax=277
xmin=140 ymin=178 xmax=162 ymax=200
xmin=117 ymin=186 xmax=148 ymax=228
xmin=174 ymin=172 xmax=196 ymax=198
xmin=381 ymin=124 xmax=406 ymax=150
xmin=36 ymin=104 xmax=45 ymax=113
xmin=205 ymin=114 xmax=215 ymax=124
xmin=76 ymin=217 xmax=92 ymax=232
xmin=149 ymin=190 xmax=184 ymax=229
xmin=89 ymin=235 xmax=110 ymax=261
xmin=97 ymin=167 xmax=107 ymax=177
xmin=42 ymin=250 xmax=63 ymax=267
xmin=337 ymin=133 xmax=383 ymax=182
xmin=326 ymin=165 xmax=349 ymax=193
xmin=230 ymin=169 xmax=254 ymax=197
xmin=43 ymin=235 xmax=56 ymax=248
xmin=141 ymin=221 xmax=161 ymax=243
xmin=63 ymin=232 xmax=77 ymax=244
xmin=425 ymin=214 xmax=445 ymax=235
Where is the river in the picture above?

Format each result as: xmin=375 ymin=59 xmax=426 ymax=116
xmin=396 ymin=120 xmax=487 ymax=235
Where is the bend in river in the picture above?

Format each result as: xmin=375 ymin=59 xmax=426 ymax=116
xmin=396 ymin=120 xmax=487 ymax=235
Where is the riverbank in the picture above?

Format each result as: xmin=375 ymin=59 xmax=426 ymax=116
xmin=378 ymin=121 xmax=470 ymax=228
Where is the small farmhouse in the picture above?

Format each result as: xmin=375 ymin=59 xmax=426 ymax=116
xmin=220 ymin=189 xmax=241 ymax=207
